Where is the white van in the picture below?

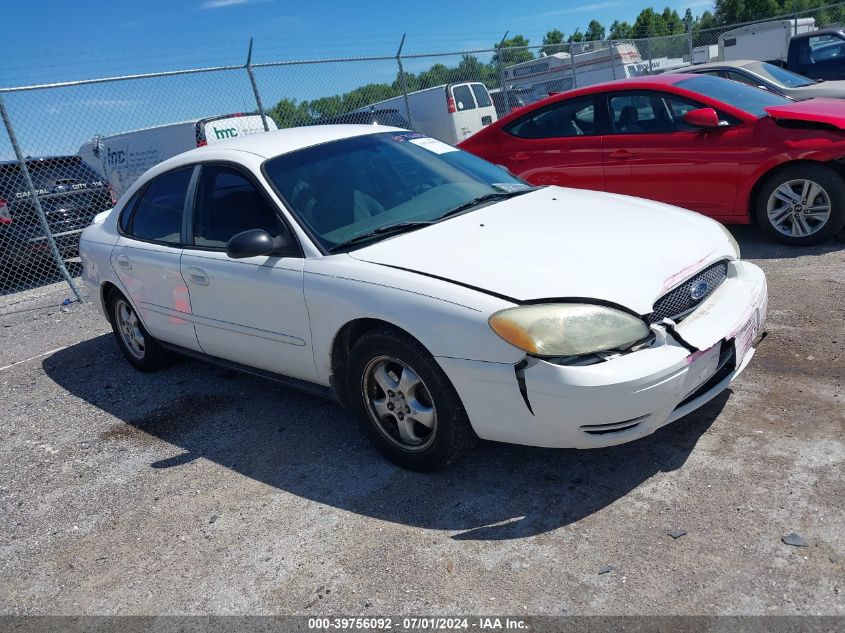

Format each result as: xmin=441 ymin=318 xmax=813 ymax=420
xmin=351 ymin=82 xmax=497 ymax=144
xmin=78 ymin=113 xmax=277 ymax=198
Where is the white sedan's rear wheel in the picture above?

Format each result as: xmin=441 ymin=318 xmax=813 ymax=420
xmin=107 ymin=288 xmax=171 ymax=372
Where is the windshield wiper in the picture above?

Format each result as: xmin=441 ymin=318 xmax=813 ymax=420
xmin=328 ymin=221 xmax=433 ymax=253
xmin=435 ymin=187 xmax=538 ymax=222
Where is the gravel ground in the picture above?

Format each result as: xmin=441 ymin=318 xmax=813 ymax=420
xmin=0 ymin=226 xmax=843 ymax=616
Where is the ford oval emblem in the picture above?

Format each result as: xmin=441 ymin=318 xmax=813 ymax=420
xmin=690 ymin=280 xmax=710 ymax=301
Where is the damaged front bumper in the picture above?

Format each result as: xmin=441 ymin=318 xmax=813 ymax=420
xmin=437 ymin=260 xmax=768 ymax=449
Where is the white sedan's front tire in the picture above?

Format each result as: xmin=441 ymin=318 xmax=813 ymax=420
xmin=347 ymin=327 xmax=477 ymax=471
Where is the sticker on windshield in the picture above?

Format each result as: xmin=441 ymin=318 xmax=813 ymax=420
xmin=409 ymin=137 xmax=459 ymax=154
xmin=492 ymin=182 xmax=532 ymax=192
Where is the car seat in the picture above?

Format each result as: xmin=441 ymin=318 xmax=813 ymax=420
xmin=618 ymin=105 xmax=644 ymax=133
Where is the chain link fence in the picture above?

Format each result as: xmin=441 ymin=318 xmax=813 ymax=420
xmin=3 ymin=3 xmax=845 ymax=306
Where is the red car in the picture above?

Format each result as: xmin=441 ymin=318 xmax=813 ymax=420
xmin=458 ymin=74 xmax=845 ymax=245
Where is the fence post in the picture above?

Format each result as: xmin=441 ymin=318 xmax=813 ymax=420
xmin=245 ymin=38 xmax=270 ymax=131
xmin=496 ymin=31 xmax=511 ymax=115
xmin=608 ymin=41 xmax=617 ymax=80
xmin=0 ymin=95 xmax=85 ymax=303
xmin=396 ymin=34 xmax=413 ymax=129
xmin=688 ymin=30 xmax=694 ymax=64
xmin=569 ymin=41 xmax=578 ymax=89
xmin=647 ymin=36 xmax=653 ymax=74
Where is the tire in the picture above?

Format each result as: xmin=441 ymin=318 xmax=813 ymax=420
xmin=346 ymin=327 xmax=477 ymax=471
xmin=106 ymin=288 xmax=171 ymax=372
xmin=755 ymin=163 xmax=845 ymax=246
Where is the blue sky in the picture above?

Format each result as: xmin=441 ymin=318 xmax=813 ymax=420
xmin=0 ymin=0 xmax=715 ymax=159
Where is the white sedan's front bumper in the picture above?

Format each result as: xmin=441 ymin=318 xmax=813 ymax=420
xmin=438 ymin=260 xmax=767 ymax=449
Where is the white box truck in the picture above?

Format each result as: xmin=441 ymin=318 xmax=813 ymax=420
xmin=350 ymin=82 xmax=497 ymax=144
xmin=78 ymin=112 xmax=276 ymax=198
xmin=501 ymin=42 xmax=648 ymax=103
xmin=719 ymin=18 xmax=816 ymax=63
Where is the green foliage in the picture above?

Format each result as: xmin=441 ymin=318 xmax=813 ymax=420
xmin=585 ymin=20 xmax=606 ymax=41
xmin=492 ymin=35 xmax=534 ymax=66
xmin=609 ymin=20 xmax=634 ymax=40
xmin=541 ymin=29 xmax=567 ymax=56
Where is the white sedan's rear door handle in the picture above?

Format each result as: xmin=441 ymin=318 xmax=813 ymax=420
xmin=184 ymin=267 xmax=210 ymax=286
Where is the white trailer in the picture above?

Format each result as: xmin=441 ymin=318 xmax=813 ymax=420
xmin=502 ymin=42 xmax=647 ymax=102
xmin=78 ymin=113 xmax=276 ymax=198
xmin=694 ymin=45 xmax=719 ymax=64
xmin=350 ymin=82 xmax=497 ymax=144
xmin=719 ymin=18 xmax=816 ymax=63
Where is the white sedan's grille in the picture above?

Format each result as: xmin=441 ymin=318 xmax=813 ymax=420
xmin=647 ymin=260 xmax=729 ymax=324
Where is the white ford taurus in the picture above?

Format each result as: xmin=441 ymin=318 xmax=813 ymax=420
xmin=80 ymin=125 xmax=767 ymax=470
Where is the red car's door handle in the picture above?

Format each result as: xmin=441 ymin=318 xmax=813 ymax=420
xmin=609 ymin=149 xmax=635 ymax=159
xmin=509 ymin=152 xmax=531 ymax=162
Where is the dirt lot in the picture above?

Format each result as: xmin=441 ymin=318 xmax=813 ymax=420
xmin=0 ymin=226 xmax=843 ymax=616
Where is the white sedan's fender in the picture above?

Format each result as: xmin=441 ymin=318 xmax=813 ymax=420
xmin=304 ymin=254 xmax=524 ymax=386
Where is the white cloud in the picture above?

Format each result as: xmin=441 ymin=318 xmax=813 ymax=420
xmin=677 ymin=0 xmax=715 ymax=9
xmin=200 ymin=0 xmax=250 ymax=9
xmin=515 ymin=1 xmax=623 ymax=21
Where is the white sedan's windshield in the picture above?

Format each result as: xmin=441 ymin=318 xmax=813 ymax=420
xmin=263 ymin=131 xmax=527 ymax=250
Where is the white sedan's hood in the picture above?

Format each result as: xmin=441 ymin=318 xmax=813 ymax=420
xmin=349 ymin=187 xmax=734 ymax=315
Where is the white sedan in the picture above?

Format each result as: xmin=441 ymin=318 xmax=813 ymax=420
xmin=79 ymin=125 xmax=768 ymax=471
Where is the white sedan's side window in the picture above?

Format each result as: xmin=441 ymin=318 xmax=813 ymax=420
xmin=128 ymin=168 xmax=193 ymax=244
xmin=192 ymin=165 xmax=283 ymax=249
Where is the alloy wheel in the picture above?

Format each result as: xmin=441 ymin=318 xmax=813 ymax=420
xmin=362 ymin=355 xmax=437 ymax=452
xmin=766 ymin=178 xmax=832 ymax=238
xmin=115 ymin=299 xmax=145 ymax=360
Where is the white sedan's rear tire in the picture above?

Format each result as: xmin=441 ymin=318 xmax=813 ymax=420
xmin=106 ymin=288 xmax=172 ymax=372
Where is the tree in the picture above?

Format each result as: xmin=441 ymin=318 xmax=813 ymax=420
xmin=682 ymin=8 xmax=695 ymax=33
xmin=568 ymin=31 xmax=584 ymax=43
xmin=661 ymin=8 xmax=685 ymax=35
xmin=632 ymin=8 xmax=667 ymax=38
xmin=492 ymin=34 xmax=534 ymax=66
xmin=585 ymin=19 xmax=606 ymax=41
xmin=541 ymin=29 xmax=566 ymax=56
xmin=609 ymin=20 xmax=633 ymax=39
xmin=269 ymin=98 xmax=312 ymax=128
xmin=698 ymin=9 xmax=717 ymax=31
xmin=714 ymin=0 xmax=782 ymax=25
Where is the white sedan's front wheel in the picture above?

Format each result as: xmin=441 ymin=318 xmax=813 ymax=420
xmin=347 ymin=327 xmax=477 ymax=471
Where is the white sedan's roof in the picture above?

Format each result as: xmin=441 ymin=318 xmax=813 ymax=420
xmin=127 ymin=124 xmax=407 ymax=202
xmin=194 ymin=124 xmax=403 ymax=159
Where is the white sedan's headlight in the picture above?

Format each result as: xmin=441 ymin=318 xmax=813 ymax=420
xmin=489 ymin=303 xmax=650 ymax=357
xmin=718 ymin=223 xmax=741 ymax=258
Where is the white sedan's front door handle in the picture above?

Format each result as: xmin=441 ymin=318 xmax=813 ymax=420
xmin=184 ymin=266 xmax=210 ymax=286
